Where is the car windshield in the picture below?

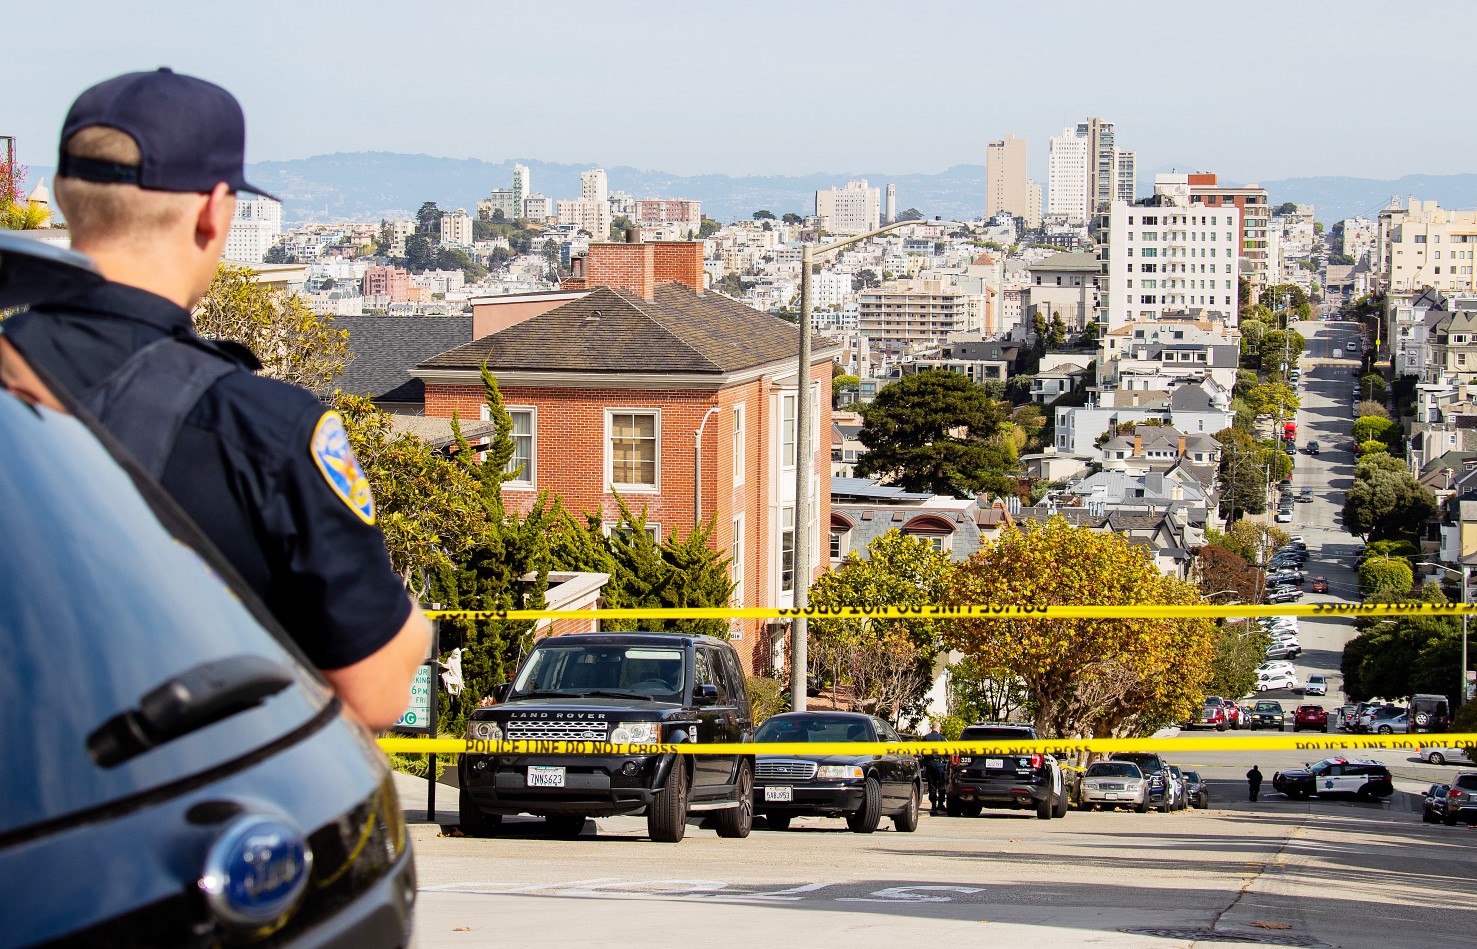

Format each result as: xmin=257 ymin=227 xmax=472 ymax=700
xmin=1112 ymin=753 xmax=1164 ymax=772
xmin=1299 ymin=706 xmax=1321 ymax=713
xmin=512 ymin=643 xmax=685 ymax=699
xmin=1085 ymin=763 xmax=1142 ymax=778
xmin=959 ymin=726 xmax=1034 ymax=741
xmin=1183 ymin=771 xmax=1201 ymax=782
xmin=1256 ymin=702 xmax=1282 ymax=712
xmin=754 ymin=713 xmax=874 ymax=743
xmin=1309 ymin=760 xmax=1337 ymax=775
xmin=1456 ymin=776 xmax=1477 ymax=791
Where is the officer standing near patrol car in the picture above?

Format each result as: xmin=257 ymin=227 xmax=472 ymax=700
xmin=0 ymin=69 xmax=427 ymax=730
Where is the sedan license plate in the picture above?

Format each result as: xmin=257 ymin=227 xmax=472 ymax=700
xmin=764 ymin=786 xmax=793 ymax=802
xmin=528 ymin=766 xmax=565 ymax=788
xmin=1104 ymin=792 xmax=1118 ymax=800
xmin=984 ymin=757 xmax=1005 ymax=769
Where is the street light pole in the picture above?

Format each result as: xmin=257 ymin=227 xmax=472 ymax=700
xmin=791 ymin=217 xmax=944 ymax=711
xmin=1419 ymin=561 xmax=1470 ymax=709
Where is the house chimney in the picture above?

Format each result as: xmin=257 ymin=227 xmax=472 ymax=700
xmin=1133 ymin=433 xmax=1143 ymax=456
xmin=625 ymin=227 xmax=641 ymax=244
xmin=1177 ymin=435 xmax=1187 ymax=456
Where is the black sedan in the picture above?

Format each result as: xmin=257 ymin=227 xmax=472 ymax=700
xmin=1182 ymin=770 xmax=1209 ymax=808
xmin=752 ymin=712 xmax=921 ymax=833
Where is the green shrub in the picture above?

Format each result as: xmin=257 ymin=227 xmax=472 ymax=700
xmin=939 ymin=714 xmax=969 ymax=740
xmin=745 ymin=676 xmax=789 ymax=725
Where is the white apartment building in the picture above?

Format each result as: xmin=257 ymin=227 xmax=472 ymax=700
xmin=815 ymin=180 xmax=881 ymax=235
xmin=1047 ymin=127 xmax=1090 ymax=225
xmin=556 ymin=168 xmax=613 ymax=239
xmin=1026 ymin=181 xmax=1043 ymax=230
xmin=225 ymin=195 xmax=283 ymax=263
xmin=439 ymin=208 xmax=474 ymax=247
xmin=812 ymin=268 xmax=853 ymax=309
xmin=479 ymin=189 xmax=518 ymax=221
xmin=1380 ymin=199 xmax=1477 ymax=294
xmin=1341 ymin=216 xmax=1377 ymax=260
xmin=635 ymin=198 xmax=702 ymax=238
xmin=1102 ymin=198 xmax=1241 ymax=330
xmin=857 ymin=278 xmax=981 ymax=353
xmin=523 ymin=194 xmax=550 ymax=221
xmin=986 ymin=134 xmax=1029 ymax=221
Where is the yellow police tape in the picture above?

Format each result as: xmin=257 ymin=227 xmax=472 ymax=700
xmin=424 ymin=602 xmax=1477 ymax=621
xmin=377 ymin=733 xmax=1477 ymax=758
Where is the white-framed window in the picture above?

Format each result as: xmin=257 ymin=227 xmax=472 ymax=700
xmin=606 ymin=409 xmax=660 ymax=492
xmin=731 ymin=514 xmax=745 ymax=606
xmin=780 ymin=506 xmax=795 ymax=592
xmin=604 ymin=521 xmax=661 ymax=542
xmin=733 ymin=402 xmax=746 ymax=486
xmin=781 ymin=392 xmax=797 ymax=468
xmin=502 ymin=406 xmax=537 ymax=487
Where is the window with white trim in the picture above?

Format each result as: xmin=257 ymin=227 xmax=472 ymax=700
xmin=781 ymin=392 xmax=797 ymax=468
xmin=780 ymin=506 xmax=795 ymax=592
xmin=732 ymin=403 xmax=746 ymax=486
xmin=731 ymin=514 xmax=745 ymax=606
xmin=607 ymin=409 xmax=659 ymax=491
xmin=503 ymin=407 xmax=536 ymax=486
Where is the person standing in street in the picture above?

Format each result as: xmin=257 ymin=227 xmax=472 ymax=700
xmin=921 ymin=719 xmax=949 ymax=813
xmin=0 ymin=69 xmax=428 ymax=729
xmin=1247 ymin=765 xmax=1264 ymax=802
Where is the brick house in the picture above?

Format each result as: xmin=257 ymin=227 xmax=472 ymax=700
xmin=412 ymin=238 xmax=838 ymax=673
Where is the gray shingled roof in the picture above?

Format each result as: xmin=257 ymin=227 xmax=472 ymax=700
xmin=334 ymin=315 xmax=474 ymax=403
xmin=419 ymin=284 xmax=819 ymax=374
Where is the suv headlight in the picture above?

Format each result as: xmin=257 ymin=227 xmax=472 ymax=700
xmin=470 ymin=720 xmax=503 ymax=742
xmin=817 ymin=765 xmax=864 ymax=781
xmin=609 ymin=722 xmax=661 ymax=744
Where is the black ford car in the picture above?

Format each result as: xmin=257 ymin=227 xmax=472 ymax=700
xmin=460 ymin=632 xmax=754 ymax=842
xmin=751 ymin=712 xmax=921 ymax=833
xmin=0 ymin=235 xmax=415 ymax=945
xmin=946 ymin=724 xmax=1067 ymax=820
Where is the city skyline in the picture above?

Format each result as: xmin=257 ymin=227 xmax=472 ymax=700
xmin=6 ymin=1 xmax=1473 ymax=188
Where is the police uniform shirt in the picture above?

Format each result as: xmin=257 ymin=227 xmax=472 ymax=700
xmin=4 ymin=281 xmax=411 ymax=670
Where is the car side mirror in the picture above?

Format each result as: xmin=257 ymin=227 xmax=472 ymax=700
xmin=492 ymin=683 xmax=512 ymax=703
xmin=694 ymin=684 xmax=719 ymax=706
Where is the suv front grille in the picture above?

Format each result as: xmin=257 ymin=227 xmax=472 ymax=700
xmin=757 ymin=760 xmax=819 ymax=781
xmin=505 ymin=719 xmax=611 ymax=742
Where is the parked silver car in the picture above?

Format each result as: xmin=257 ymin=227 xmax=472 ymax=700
xmin=1078 ymin=761 xmax=1149 ymax=812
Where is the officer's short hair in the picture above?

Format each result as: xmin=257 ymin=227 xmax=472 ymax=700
xmin=53 ymin=127 xmax=197 ymax=244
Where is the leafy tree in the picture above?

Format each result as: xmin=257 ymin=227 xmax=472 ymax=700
xmin=1342 ymin=455 xmax=1436 ymax=541
xmin=1358 ymin=373 xmax=1388 ymax=401
xmin=415 ymin=201 xmax=442 ymax=235
xmin=1275 ymin=201 xmax=1298 ymax=216
xmin=946 ymin=653 xmax=1028 ymax=725
xmin=1005 ymin=373 xmax=1035 ymax=405
xmin=851 ymin=269 xmax=880 ymax=291
xmin=1238 ymin=319 xmax=1269 ymax=368
xmin=895 ymin=208 xmax=924 ymax=222
xmin=807 ymin=531 xmax=957 ymax=722
xmin=854 ymin=369 xmax=1018 ymax=497
xmin=1259 ymin=283 xmax=1312 ymax=322
xmin=403 ymin=233 xmax=438 ymax=272
xmin=1357 ymin=439 xmax=1389 ymax=456
xmin=195 ymin=264 xmax=349 ymax=391
xmin=752 ymin=209 xmax=776 ymax=220
xmin=781 ymin=212 xmax=803 ymax=225
xmin=698 ymin=217 xmax=721 ymax=238
xmin=1204 ymin=521 xmax=1289 ymax=564
xmin=1314 ymin=221 xmax=1325 ymax=235
xmin=947 ymin=518 xmax=1216 ymax=738
xmin=548 ymin=496 xmax=733 ymax=641
xmin=1243 ymin=382 xmax=1300 ymax=418
xmin=1205 ymin=621 xmax=1270 ymax=701
xmin=832 ymin=373 xmax=859 ymax=403
xmin=1357 ymin=556 xmax=1414 ymax=599
xmin=1047 ymin=313 xmax=1069 ymax=349
xmin=1194 ymin=544 xmax=1261 ymax=605
xmin=1234 ymin=369 xmax=1259 ymax=399
xmin=1352 ymin=415 xmax=1396 ymax=445
xmin=1355 ymin=400 xmax=1390 ymax=420
xmin=1359 ymin=539 xmax=1418 ymax=562
xmin=713 ymin=272 xmax=744 ymax=298
xmin=1329 ymin=252 xmax=1355 ymax=266
xmin=1260 ymin=329 xmax=1306 ymax=376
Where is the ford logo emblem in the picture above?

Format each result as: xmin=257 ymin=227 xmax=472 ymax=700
xmin=199 ymin=816 xmax=313 ymax=928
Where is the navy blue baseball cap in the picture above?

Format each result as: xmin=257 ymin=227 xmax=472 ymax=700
xmin=57 ymin=67 xmax=279 ymax=201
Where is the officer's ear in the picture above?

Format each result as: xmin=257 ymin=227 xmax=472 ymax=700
xmin=195 ymin=183 xmax=236 ymax=252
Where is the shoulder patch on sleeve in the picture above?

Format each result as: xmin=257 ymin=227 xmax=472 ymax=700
xmin=310 ymin=410 xmax=376 ymax=524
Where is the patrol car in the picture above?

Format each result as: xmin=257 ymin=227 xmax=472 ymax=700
xmin=1272 ymin=757 xmax=1395 ymax=800
xmin=0 ymin=234 xmax=417 ymax=945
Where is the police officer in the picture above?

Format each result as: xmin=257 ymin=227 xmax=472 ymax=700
xmin=0 ymin=69 xmax=427 ymax=730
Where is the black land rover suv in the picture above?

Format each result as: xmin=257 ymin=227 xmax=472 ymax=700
xmin=459 ymin=632 xmax=754 ymax=842
xmin=945 ymin=723 xmax=1066 ymax=820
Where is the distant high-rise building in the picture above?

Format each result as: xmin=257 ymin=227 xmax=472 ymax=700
xmin=1047 ymin=127 xmax=1090 ymax=226
xmin=512 ymin=164 xmax=531 ymax=218
xmin=885 ymin=184 xmax=896 ymax=224
xmin=985 ymin=134 xmax=1029 ymax=221
xmin=478 ymin=189 xmax=518 ymax=221
xmin=582 ymin=168 xmax=612 ymax=237
xmin=1101 ymin=188 xmax=1241 ymax=330
xmin=225 ymin=195 xmax=282 ymax=263
xmin=1115 ymin=150 xmax=1136 ymax=205
xmin=440 ymin=208 xmax=474 ymax=248
xmin=1026 ymin=181 xmax=1043 ymax=230
xmin=1173 ymin=172 xmax=1271 ymax=291
xmin=522 ymin=193 xmax=550 ymax=221
xmin=815 ymin=180 xmax=881 ymax=235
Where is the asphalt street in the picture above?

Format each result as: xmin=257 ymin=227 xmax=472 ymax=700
xmin=402 ymin=319 xmax=1477 ymax=948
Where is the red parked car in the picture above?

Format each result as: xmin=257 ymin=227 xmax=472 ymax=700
xmin=1293 ymin=705 xmax=1329 ymax=732
xmin=1311 ymin=577 xmax=1329 ymax=593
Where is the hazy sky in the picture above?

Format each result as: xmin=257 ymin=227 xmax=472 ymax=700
xmin=9 ymin=1 xmax=1472 ymax=185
